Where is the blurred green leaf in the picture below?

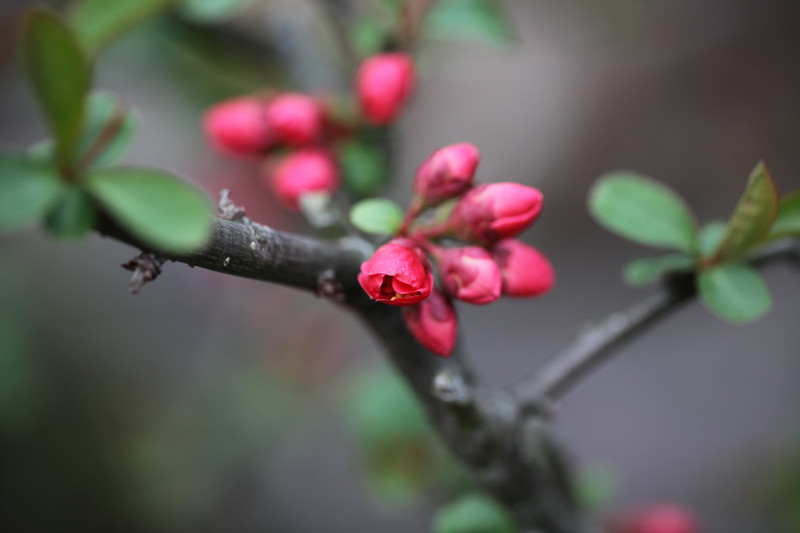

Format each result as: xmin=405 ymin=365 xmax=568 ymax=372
xmin=575 ymin=464 xmax=619 ymax=512
xmin=44 ymin=186 xmax=97 ymax=239
xmin=76 ymin=91 xmax=138 ymax=169
xmin=351 ymin=19 xmax=388 ymax=59
xmin=24 ymin=8 xmax=91 ymax=165
xmin=0 ymin=152 xmax=64 ymax=229
xmin=349 ymin=198 xmax=404 ymax=235
xmin=712 ymin=161 xmax=780 ymax=263
xmin=698 ymin=221 xmax=728 ymax=258
xmin=698 ymin=262 xmax=771 ymax=324
xmin=622 ymin=254 xmax=694 ymax=286
xmin=425 ymin=0 xmax=515 ymax=46
xmin=177 ymin=0 xmax=252 ymax=23
xmin=340 ymin=141 xmax=388 ymax=197
xmin=769 ymin=191 xmax=800 ymax=239
xmin=69 ymin=0 xmax=177 ymax=54
xmin=589 ymin=171 xmax=697 ymax=253
xmin=86 ymin=167 xmax=213 ymax=252
xmin=433 ymin=493 xmax=517 ymax=533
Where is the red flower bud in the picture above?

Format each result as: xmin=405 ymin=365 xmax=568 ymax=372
xmin=414 ymin=143 xmax=480 ymax=205
xmin=490 ymin=239 xmax=554 ymax=297
xmin=264 ymin=93 xmax=323 ymax=146
xmin=403 ymin=289 xmax=457 ymax=357
xmin=268 ymin=149 xmax=339 ymax=211
xmin=437 ymin=246 xmax=502 ymax=305
xmin=356 ymin=53 xmax=415 ymax=125
xmin=451 ymin=183 xmax=543 ymax=243
xmin=610 ymin=504 xmax=699 ymax=533
xmin=358 ymin=239 xmax=433 ymax=306
xmin=203 ymin=97 xmax=272 ymax=156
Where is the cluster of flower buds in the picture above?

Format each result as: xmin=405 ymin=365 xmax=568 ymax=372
xmin=358 ymin=143 xmax=554 ymax=357
xmin=202 ymin=53 xmax=415 ymax=210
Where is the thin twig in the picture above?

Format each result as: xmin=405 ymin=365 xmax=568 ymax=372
xmin=512 ymin=239 xmax=800 ymax=406
xmin=76 ymin=105 xmax=127 ymax=175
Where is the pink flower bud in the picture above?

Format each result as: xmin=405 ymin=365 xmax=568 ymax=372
xmin=610 ymin=504 xmax=699 ymax=533
xmin=403 ymin=289 xmax=457 ymax=357
xmin=414 ymin=143 xmax=480 ymax=205
xmin=268 ymin=149 xmax=339 ymax=211
xmin=358 ymin=239 xmax=433 ymax=306
xmin=490 ymin=239 xmax=554 ymax=297
xmin=451 ymin=183 xmax=543 ymax=244
xmin=203 ymin=97 xmax=272 ymax=156
xmin=436 ymin=246 xmax=502 ymax=305
xmin=264 ymin=93 xmax=323 ymax=146
xmin=356 ymin=53 xmax=415 ymax=125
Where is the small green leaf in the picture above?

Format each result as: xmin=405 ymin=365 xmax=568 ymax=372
xmin=86 ymin=167 xmax=213 ymax=253
xmin=349 ymin=198 xmax=404 ymax=235
xmin=76 ymin=91 xmax=138 ymax=169
xmin=24 ymin=8 xmax=91 ymax=166
xmin=69 ymin=0 xmax=177 ymax=54
xmin=44 ymin=186 xmax=96 ymax=239
xmin=698 ymin=221 xmax=728 ymax=258
xmin=712 ymin=161 xmax=780 ymax=263
xmin=0 ymin=152 xmax=64 ymax=229
xmin=433 ymin=493 xmax=517 ymax=533
xmin=698 ymin=262 xmax=771 ymax=324
xmin=425 ymin=0 xmax=515 ymax=46
xmin=589 ymin=171 xmax=697 ymax=253
xmin=177 ymin=0 xmax=252 ymax=23
xmin=339 ymin=141 xmax=388 ymax=197
xmin=351 ymin=20 xmax=388 ymax=59
xmin=622 ymin=254 xmax=694 ymax=286
xmin=769 ymin=191 xmax=800 ymax=239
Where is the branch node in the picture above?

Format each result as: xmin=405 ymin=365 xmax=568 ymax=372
xmin=432 ymin=368 xmax=472 ymax=404
xmin=218 ymin=189 xmax=247 ymax=222
xmin=121 ymin=253 xmax=165 ymax=294
xmin=316 ymin=269 xmax=345 ymax=301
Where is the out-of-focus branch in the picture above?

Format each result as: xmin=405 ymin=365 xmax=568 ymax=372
xmin=511 ymin=239 xmax=800 ymax=406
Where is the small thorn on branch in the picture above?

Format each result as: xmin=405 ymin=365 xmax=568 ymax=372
xmin=218 ymin=189 xmax=247 ymax=222
xmin=122 ymin=253 xmax=165 ymax=294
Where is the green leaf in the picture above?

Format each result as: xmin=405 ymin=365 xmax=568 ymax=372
xmin=769 ymin=191 xmax=800 ymax=239
xmin=433 ymin=493 xmax=517 ymax=533
xmin=698 ymin=221 xmax=728 ymax=258
xmin=349 ymin=198 xmax=404 ymax=235
xmin=589 ymin=171 xmax=697 ymax=253
xmin=24 ymin=8 xmax=91 ymax=166
xmin=712 ymin=161 xmax=780 ymax=263
xmin=69 ymin=0 xmax=177 ymax=55
xmin=339 ymin=141 xmax=388 ymax=197
xmin=622 ymin=254 xmax=694 ymax=286
xmin=698 ymin=262 xmax=771 ymax=324
xmin=425 ymin=0 xmax=515 ymax=46
xmin=44 ymin=186 xmax=97 ymax=239
xmin=351 ymin=20 xmax=388 ymax=59
xmin=0 ymin=152 xmax=64 ymax=229
xmin=177 ymin=0 xmax=252 ymax=23
xmin=76 ymin=91 xmax=138 ymax=169
xmin=86 ymin=167 xmax=213 ymax=253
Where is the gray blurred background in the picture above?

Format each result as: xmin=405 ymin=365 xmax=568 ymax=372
xmin=1 ymin=0 xmax=800 ymax=532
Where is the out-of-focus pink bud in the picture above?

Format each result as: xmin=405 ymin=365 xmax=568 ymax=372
xmin=451 ymin=183 xmax=543 ymax=244
xmin=203 ymin=97 xmax=272 ymax=156
xmin=414 ymin=143 xmax=480 ymax=205
xmin=358 ymin=239 xmax=433 ymax=306
xmin=268 ymin=149 xmax=339 ymax=211
xmin=356 ymin=53 xmax=415 ymax=125
xmin=403 ymin=289 xmax=457 ymax=357
xmin=490 ymin=239 xmax=554 ymax=297
xmin=264 ymin=93 xmax=323 ymax=146
xmin=610 ymin=504 xmax=699 ymax=533
xmin=436 ymin=246 xmax=502 ymax=305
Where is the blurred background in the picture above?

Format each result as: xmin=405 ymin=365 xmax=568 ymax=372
xmin=2 ymin=0 xmax=800 ymax=531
